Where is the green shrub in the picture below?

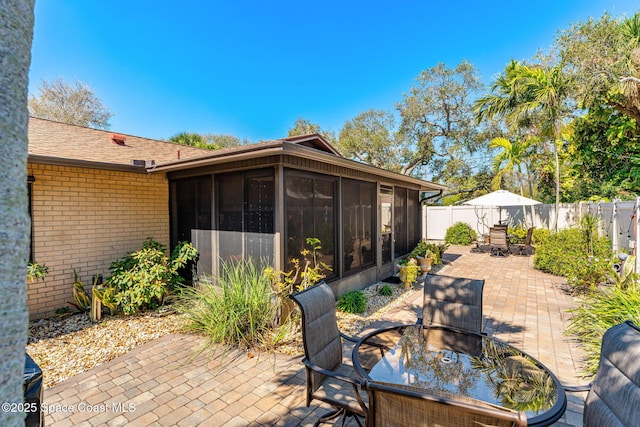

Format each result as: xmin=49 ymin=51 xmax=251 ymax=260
xmin=532 ymin=228 xmax=550 ymax=245
xmin=533 ymin=228 xmax=613 ymax=291
xmin=444 ymin=222 xmax=474 ymax=245
xmin=566 ymin=281 xmax=640 ymax=377
xmin=103 ymin=238 xmax=198 ymax=315
xmin=337 ymin=290 xmax=367 ymax=314
xmin=176 ymin=258 xmax=276 ymax=349
xmin=378 ymin=284 xmax=393 ymax=297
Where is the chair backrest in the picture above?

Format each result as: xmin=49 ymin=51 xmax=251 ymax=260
xmin=365 ymin=381 xmax=527 ymax=427
xmin=583 ymin=320 xmax=640 ymax=427
xmin=423 ymin=274 xmax=484 ymax=334
xmin=490 ymin=227 xmax=508 ymax=248
xmin=290 ymin=281 xmax=342 ymax=393
xmin=524 ymin=227 xmax=534 ymax=246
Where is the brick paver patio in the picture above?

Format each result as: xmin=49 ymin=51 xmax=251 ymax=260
xmin=43 ymin=245 xmax=588 ymax=426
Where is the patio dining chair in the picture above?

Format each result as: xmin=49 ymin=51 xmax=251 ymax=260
xmin=417 ymin=273 xmax=485 ymax=334
xmin=363 ymin=381 xmax=527 ymax=427
xmin=489 ymin=226 xmax=509 ymax=257
xmin=290 ymin=281 xmax=368 ymax=426
xmin=564 ymin=320 xmax=640 ymax=427
xmin=512 ymin=227 xmax=534 ymax=256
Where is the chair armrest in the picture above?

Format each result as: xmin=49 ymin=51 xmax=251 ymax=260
xmin=340 ymin=332 xmax=358 ymax=343
xmin=564 ymin=383 xmax=592 ymax=393
xmin=301 ymin=358 xmax=362 ymax=387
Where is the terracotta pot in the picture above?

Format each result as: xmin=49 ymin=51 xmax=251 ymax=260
xmin=416 ymin=256 xmax=433 ymax=273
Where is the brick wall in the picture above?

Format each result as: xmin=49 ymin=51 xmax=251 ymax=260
xmin=27 ymin=163 xmax=170 ymax=319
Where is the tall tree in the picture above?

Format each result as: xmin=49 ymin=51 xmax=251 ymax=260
xmin=396 ymin=61 xmax=487 ymax=178
xmin=28 ymin=77 xmax=113 ymax=129
xmin=557 ymin=12 xmax=640 ymax=122
xmin=489 ymin=136 xmax=535 ymax=196
xmin=287 ymin=117 xmax=337 ymax=144
xmin=0 ymin=1 xmax=34 ymax=425
xmin=202 ymin=133 xmax=246 ymax=148
xmin=474 ymin=60 xmax=573 ymax=229
xmin=337 ymin=109 xmax=405 ymax=172
xmin=169 ymin=132 xmax=244 ymax=150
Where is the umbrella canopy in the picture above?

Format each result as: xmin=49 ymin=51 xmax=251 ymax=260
xmin=463 ymin=190 xmax=540 ymax=207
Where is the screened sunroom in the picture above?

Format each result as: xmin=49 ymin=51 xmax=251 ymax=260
xmin=154 ymin=134 xmax=445 ymax=295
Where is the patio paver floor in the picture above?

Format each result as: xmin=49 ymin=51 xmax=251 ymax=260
xmin=43 ymin=245 xmax=587 ymax=426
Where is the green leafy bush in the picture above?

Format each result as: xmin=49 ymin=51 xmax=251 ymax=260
xmin=176 ymin=258 xmax=276 ymax=349
xmin=337 ymin=290 xmax=367 ymax=314
xmin=444 ymin=222 xmax=474 ymax=245
xmin=566 ymin=280 xmax=640 ymax=377
xmin=534 ymin=228 xmax=613 ymax=291
xmin=103 ymin=238 xmax=198 ymax=315
xmin=378 ymin=284 xmax=393 ymax=296
xmin=532 ymin=228 xmax=550 ymax=245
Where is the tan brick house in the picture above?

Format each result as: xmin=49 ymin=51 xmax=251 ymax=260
xmin=27 ymin=117 xmax=445 ymax=319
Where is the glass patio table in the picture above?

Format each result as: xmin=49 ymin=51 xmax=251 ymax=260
xmin=352 ymin=324 xmax=567 ymax=427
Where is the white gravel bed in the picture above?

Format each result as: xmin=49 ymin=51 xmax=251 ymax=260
xmin=27 ymin=278 xmax=426 ymax=388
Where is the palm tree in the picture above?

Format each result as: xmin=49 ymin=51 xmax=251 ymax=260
xmin=0 ymin=1 xmax=35 ymax=425
xmin=489 ymin=136 xmax=535 ymax=196
xmin=474 ymin=60 xmax=572 ymax=231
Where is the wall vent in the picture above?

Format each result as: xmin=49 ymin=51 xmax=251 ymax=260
xmin=111 ymin=133 xmax=127 ymax=145
xmin=131 ymin=159 xmax=156 ymax=167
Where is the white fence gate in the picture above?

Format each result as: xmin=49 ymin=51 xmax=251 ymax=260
xmin=422 ymin=198 xmax=640 ymax=272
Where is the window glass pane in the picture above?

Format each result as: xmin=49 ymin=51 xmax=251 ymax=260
xmin=343 ymin=179 xmax=375 ymax=274
xmin=314 ymin=179 xmax=335 ymax=271
xmin=285 ymin=172 xmax=336 ymax=278
xmin=286 ymin=176 xmax=314 ymax=262
xmin=246 ymin=174 xmax=274 ymax=234
xmin=217 ymin=174 xmax=243 ymax=232
xmin=394 ymin=187 xmax=408 ymax=257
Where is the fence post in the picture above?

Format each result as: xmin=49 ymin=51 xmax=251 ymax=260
xmin=636 ymin=197 xmax=640 ymax=273
xmin=612 ymin=200 xmax=620 ymax=254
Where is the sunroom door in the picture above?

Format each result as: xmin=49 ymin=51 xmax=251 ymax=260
xmin=379 ymin=187 xmax=394 ymax=279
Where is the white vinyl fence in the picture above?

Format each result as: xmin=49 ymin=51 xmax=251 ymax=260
xmin=422 ymin=198 xmax=640 ymax=272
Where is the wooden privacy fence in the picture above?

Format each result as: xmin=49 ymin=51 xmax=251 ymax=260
xmin=422 ymin=198 xmax=640 ymax=271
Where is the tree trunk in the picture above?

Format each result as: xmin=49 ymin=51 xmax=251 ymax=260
xmin=0 ymin=1 xmax=35 ymax=426
xmin=553 ymin=142 xmax=560 ymax=232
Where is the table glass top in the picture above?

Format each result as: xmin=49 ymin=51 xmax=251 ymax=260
xmin=358 ymin=325 xmax=559 ymax=417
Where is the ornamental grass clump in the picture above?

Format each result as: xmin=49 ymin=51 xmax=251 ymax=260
xmin=566 ymin=278 xmax=640 ymax=377
xmin=176 ymin=258 xmax=277 ymax=350
xmin=337 ymin=290 xmax=367 ymax=314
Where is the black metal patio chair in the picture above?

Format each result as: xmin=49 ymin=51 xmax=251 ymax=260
xmin=290 ymin=281 xmax=368 ymax=426
xmin=564 ymin=320 xmax=640 ymax=427
xmin=417 ymin=273 xmax=485 ymax=335
xmin=489 ymin=226 xmax=510 ymax=257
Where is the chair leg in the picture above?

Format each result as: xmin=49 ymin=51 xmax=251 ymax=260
xmin=314 ymin=408 xmax=344 ymax=426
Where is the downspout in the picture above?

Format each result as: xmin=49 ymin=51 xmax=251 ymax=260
xmin=420 ymin=190 xmax=443 ymax=240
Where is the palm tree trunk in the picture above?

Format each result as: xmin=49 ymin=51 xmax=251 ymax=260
xmin=553 ymin=143 xmax=560 ymax=232
xmin=0 ymin=1 xmax=34 ymax=426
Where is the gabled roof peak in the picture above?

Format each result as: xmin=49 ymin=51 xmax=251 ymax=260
xmin=278 ymin=133 xmax=342 ymax=157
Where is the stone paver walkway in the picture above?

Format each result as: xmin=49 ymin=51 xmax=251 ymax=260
xmin=43 ymin=245 xmax=588 ymax=426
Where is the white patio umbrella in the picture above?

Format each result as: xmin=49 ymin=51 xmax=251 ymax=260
xmin=463 ymin=190 xmax=540 ymax=225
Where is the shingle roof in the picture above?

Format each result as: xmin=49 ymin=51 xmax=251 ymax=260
xmin=28 ymin=117 xmax=211 ymax=166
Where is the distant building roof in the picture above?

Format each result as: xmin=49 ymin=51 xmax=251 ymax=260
xmin=28 ymin=117 xmax=211 ymax=170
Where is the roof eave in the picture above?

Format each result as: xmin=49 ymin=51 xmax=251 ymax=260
xmin=28 ymin=154 xmax=148 ymax=173
xmin=150 ymin=142 xmax=446 ymax=191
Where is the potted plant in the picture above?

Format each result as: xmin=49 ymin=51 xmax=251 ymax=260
xmin=416 ymin=249 xmax=434 ymax=274
xmin=409 ymin=240 xmax=435 ymax=273
xmin=397 ymin=258 xmax=420 ymax=288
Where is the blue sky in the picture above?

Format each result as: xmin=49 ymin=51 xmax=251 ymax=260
xmin=29 ymin=0 xmax=637 ymax=142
